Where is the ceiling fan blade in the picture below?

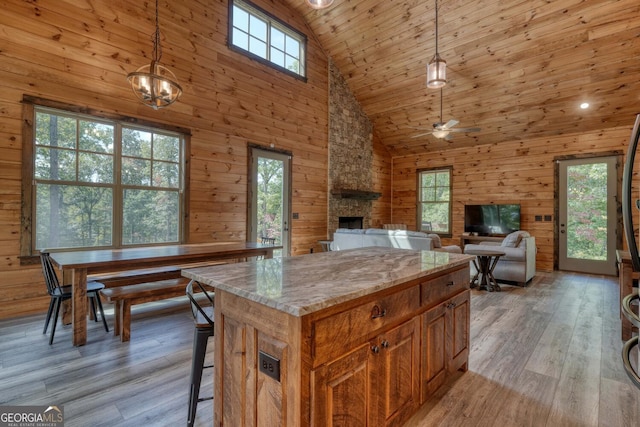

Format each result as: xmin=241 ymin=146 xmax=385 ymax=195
xmin=444 ymin=133 xmax=454 ymax=141
xmin=411 ymin=132 xmax=434 ymax=138
xmin=443 ymin=119 xmax=459 ymax=129
xmin=448 ymin=127 xmax=481 ymax=133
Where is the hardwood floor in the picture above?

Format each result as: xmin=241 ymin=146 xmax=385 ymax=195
xmin=0 ymin=271 xmax=638 ymax=426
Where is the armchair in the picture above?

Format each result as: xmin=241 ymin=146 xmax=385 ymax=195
xmin=464 ymin=231 xmax=536 ymax=286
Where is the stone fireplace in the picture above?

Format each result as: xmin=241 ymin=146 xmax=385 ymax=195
xmin=328 ymin=60 xmax=376 ymax=236
xmin=338 ymin=216 xmax=363 ymax=229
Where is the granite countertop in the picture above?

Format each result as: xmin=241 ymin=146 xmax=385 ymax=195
xmin=182 ymin=247 xmax=473 ymax=317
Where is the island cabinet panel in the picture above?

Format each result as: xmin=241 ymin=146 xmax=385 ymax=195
xmin=215 ymin=291 xmax=302 ymax=427
xmin=421 ymin=290 xmax=471 ymax=402
xmin=420 ymin=268 xmax=468 ymax=309
xmin=374 ymin=317 xmax=420 ymax=426
xmin=311 ymin=317 xmax=420 ymax=427
xmin=311 ymin=343 xmax=372 ymax=425
xmin=312 ymin=284 xmax=421 ymax=366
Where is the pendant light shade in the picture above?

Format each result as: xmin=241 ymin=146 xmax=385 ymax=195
xmin=427 ymin=0 xmax=447 ymax=89
xmin=306 ymin=0 xmax=334 ymax=9
xmin=427 ymin=54 xmax=447 ymax=89
xmin=127 ymin=0 xmax=182 ymax=110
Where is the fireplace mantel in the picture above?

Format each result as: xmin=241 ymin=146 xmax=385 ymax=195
xmin=331 ymin=189 xmax=381 ymax=200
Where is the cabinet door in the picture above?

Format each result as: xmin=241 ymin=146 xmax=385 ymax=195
xmin=373 ymin=317 xmax=420 ymax=427
xmin=421 ymin=302 xmax=448 ymax=402
xmin=312 ymin=343 xmax=373 ymax=426
xmin=421 ymin=290 xmax=471 ymax=403
xmin=448 ymin=290 xmax=470 ymax=373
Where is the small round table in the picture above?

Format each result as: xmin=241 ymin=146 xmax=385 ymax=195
xmin=465 ymin=249 xmax=505 ymax=292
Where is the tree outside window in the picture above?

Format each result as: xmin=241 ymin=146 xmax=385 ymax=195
xmin=33 ymin=107 xmax=184 ymax=251
xmin=418 ymin=168 xmax=452 ymax=235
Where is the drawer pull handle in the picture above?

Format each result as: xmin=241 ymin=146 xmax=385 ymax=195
xmin=371 ymin=345 xmax=380 ymax=354
xmin=446 ymin=281 xmax=455 ymax=286
xmin=371 ymin=305 xmax=387 ymax=319
xmin=381 ymin=340 xmax=390 ymax=349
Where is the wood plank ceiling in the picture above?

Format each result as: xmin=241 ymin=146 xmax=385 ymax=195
xmin=283 ymin=0 xmax=640 ymax=156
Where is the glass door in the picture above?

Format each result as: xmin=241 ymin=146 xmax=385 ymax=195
xmin=558 ymin=156 xmax=618 ymax=275
xmin=248 ymin=147 xmax=291 ymax=257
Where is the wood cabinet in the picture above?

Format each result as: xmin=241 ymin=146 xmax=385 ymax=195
xmin=312 ymin=317 xmax=420 ymax=426
xmin=421 ymin=290 xmax=470 ymax=401
xmin=207 ymin=254 xmax=471 ymax=427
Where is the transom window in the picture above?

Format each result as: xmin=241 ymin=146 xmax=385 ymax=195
xmin=418 ymin=167 xmax=452 ymax=235
xmin=229 ymin=0 xmax=307 ymax=79
xmin=31 ymin=106 xmax=185 ymax=251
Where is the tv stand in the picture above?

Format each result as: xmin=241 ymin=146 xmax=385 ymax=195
xmin=460 ymin=234 xmax=504 ymax=249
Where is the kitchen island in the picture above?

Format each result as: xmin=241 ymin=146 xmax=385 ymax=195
xmin=183 ymin=247 xmax=473 ymax=426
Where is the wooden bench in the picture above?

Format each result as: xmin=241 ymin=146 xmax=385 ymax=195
xmin=100 ymin=277 xmax=191 ymax=342
xmin=89 ymin=266 xmax=183 ymax=288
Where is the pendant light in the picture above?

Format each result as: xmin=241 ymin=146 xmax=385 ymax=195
xmin=306 ymin=0 xmax=334 ymax=9
xmin=427 ymin=0 xmax=447 ymax=89
xmin=127 ymin=0 xmax=182 ymax=110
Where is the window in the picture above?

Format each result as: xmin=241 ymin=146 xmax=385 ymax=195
xmin=418 ymin=167 xmax=452 ymax=235
xmin=229 ymin=0 xmax=307 ymax=80
xmin=28 ymin=105 xmax=186 ymax=252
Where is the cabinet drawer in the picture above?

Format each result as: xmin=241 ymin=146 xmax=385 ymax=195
xmin=420 ymin=268 xmax=468 ymax=308
xmin=312 ymin=285 xmax=421 ymax=365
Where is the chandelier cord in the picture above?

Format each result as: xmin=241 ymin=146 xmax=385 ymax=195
xmin=440 ymin=87 xmax=443 ymax=124
xmin=152 ymin=0 xmax=162 ymax=63
xmin=434 ymin=0 xmax=439 ymax=55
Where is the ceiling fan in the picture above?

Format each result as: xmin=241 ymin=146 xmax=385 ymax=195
xmin=412 ymin=88 xmax=480 ymax=140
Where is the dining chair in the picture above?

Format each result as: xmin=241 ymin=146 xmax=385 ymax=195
xmin=261 ymin=236 xmax=276 ymax=245
xmin=40 ymin=252 xmax=109 ymax=345
xmin=186 ymin=280 xmax=215 ymax=427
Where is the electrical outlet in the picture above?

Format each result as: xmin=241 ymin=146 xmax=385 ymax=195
xmin=258 ymin=351 xmax=280 ymax=382
xmin=535 ymin=215 xmax=542 ymax=221
xmin=292 ymin=212 xmax=299 ymax=219
xmin=544 ymin=215 xmax=552 ymax=221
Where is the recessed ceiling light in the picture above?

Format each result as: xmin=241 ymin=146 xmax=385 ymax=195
xmin=580 ymin=102 xmax=590 ymax=109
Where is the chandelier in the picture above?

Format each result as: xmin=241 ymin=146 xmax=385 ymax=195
xmin=127 ymin=0 xmax=182 ymax=109
xmin=306 ymin=0 xmax=334 ymax=9
xmin=427 ymin=0 xmax=447 ymax=89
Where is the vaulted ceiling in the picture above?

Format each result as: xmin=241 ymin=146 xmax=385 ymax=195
xmin=283 ymin=0 xmax=640 ymax=156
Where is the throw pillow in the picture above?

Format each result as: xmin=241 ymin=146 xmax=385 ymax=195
xmin=427 ymin=233 xmax=442 ymax=248
xmin=501 ymin=230 xmax=530 ymax=248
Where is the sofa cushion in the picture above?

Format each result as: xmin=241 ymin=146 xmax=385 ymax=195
xmin=365 ymin=228 xmax=393 ymax=235
xmin=393 ymin=230 xmax=429 ymax=238
xmin=336 ymin=228 xmax=365 ymax=234
xmin=426 ymin=233 xmax=442 ymax=248
xmin=501 ymin=230 xmax=530 ymax=248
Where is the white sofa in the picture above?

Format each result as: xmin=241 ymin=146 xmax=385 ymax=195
xmin=463 ymin=231 xmax=536 ymax=286
xmin=330 ymin=228 xmax=461 ymax=253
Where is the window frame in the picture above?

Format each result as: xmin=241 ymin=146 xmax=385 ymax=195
xmin=20 ymin=96 xmax=191 ymax=261
xmin=416 ymin=166 xmax=453 ymax=237
xmin=228 ymin=0 xmax=307 ymax=81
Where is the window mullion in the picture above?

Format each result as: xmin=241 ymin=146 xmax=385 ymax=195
xmin=113 ymin=124 xmax=123 ymax=248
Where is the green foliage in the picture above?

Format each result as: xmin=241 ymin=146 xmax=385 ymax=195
xmin=419 ymin=170 xmax=451 ymax=233
xmin=256 ymin=157 xmax=283 ymax=244
xmin=34 ymin=110 xmax=182 ymax=250
xmin=566 ymin=163 xmax=608 ymax=260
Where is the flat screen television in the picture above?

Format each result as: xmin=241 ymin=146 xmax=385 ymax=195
xmin=464 ymin=204 xmax=521 ymax=236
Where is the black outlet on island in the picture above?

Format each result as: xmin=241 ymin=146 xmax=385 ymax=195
xmin=258 ymin=350 xmax=281 ymax=382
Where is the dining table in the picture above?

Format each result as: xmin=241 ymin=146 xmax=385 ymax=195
xmin=49 ymin=242 xmax=280 ymax=346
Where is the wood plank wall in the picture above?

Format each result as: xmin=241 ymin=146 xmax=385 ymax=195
xmin=0 ymin=0 xmax=345 ymax=318
xmin=392 ymin=127 xmax=637 ymax=272
xmin=371 ymin=133 xmax=393 ymax=228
